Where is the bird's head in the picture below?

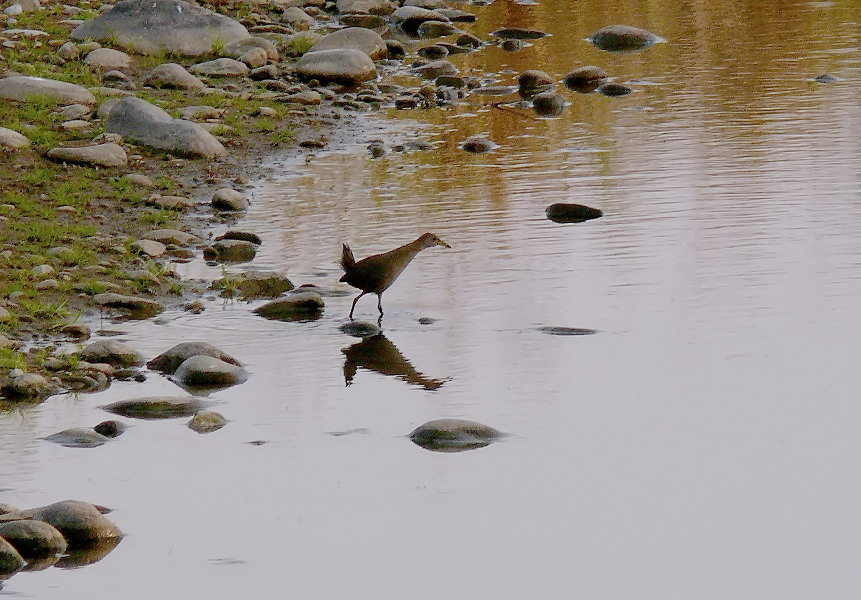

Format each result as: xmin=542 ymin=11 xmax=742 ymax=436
xmin=419 ymin=232 xmax=451 ymax=249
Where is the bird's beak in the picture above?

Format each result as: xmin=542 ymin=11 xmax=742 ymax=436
xmin=439 ymin=240 xmax=451 ymax=248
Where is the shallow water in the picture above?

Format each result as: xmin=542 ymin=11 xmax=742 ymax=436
xmin=3 ymin=0 xmax=861 ymax=597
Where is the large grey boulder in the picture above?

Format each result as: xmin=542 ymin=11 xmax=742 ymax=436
xmin=70 ymin=0 xmax=250 ymax=57
xmin=106 ymin=96 xmax=225 ymax=157
xmin=309 ymin=27 xmax=387 ymax=60
xmin=32 ymin=500 xmax=122 ymax=546
xmin=294 ymin=48 xmax=376 ymax=85
xmin=0 ymin=75 xmax=96 ymax=105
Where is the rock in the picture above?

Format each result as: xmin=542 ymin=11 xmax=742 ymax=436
xmin=44 ymin=427 xmax=111 ymax=448
xmin=0 ymin=334 xmax=21 ymax=349
xmin=58 ymin=40 xmax=79 ymax=60
xmin=814 ymin=73 xmax=838 ymax=83
xmin=187 ymin=410 xmax=227 ymax=433
xmin=418 ymin=44 xmax=447 ymax=60
xmin=294 ymin=48 xmax=377 ymax=86
xmin=462 ymin=135 xmax=494 ymax=154
xmin=0 ymin=126 xmax=30 ymax=149
xmin=250 ymin=64 xmax=279 ymax=80
xmin=147 ymin=194 xmax=197 ymax=211
xmin=130 ymin=238 xmax=165 ymax=257
xmin=178 ymin=105 xmax=225 ymax=120
xmin=211 ymin=188 xmax=250 ymax=211
xmin=408 ymin=419 xmax=504 ymax=452
xmin=143 ymin=62 xmax=205 ymax=89
xmin=172 ymin=355 xmax=248 ymax=388
xmin=203 ymin=239 xmax=257 ymax=262
xmin=145 ymin=228 xmax=198 ymax=246
xmin=55 ymin=103 xmax=91 ymax=120
xmin=84 ymin=47 xmax=132 ymax=69
xmin=0 ymin=307 xmax=11 ymax=323
xmin=340 ymin=13 xmax=387 ymax=28
xmin=93 ymin=420 xmax=127 ymax=437
xmin=70 ymin=0 xmax=250 ymax=57
xmin=0 ymin=536 xmax=25 ymax=576
xmin=2 ymin=372 xmax=55 ymax=399
xmin=309 ymin=27 xmax=387 ymax=60
xmin=490 ymin=27 xmax=548 ymax=40
xmin=106 ymin=96 xmax=226 ymax=157
xmin=532 ymin=91 xmax=565 ymax=117
xmin=545 ymin=202 xmax=602 ymax=223
xmin=456 ymin=32 xmax=482 ymax=48
xmin=214 ymin=231 xmax=261 ymax=245
xmin=336 ymin=0 xmax=396 ymax=14
xmin=562 ymin=65 xmax=608 ymax=93
xmin=413 ymin=59 xmax=457 ymax=79
xmin=0 ymin=75 xmax=97 ymax=105
xmin=93 ymin=293 xmax=164 ymax=317
xmin=534 ymin=326 xmax=597 ymax=336
xmin=338 ymin=320 xmax=381 ymax=338
xmin=190 ymin=57 xmax=249 ymax=77
xmin=587 ymin=24 xmax=664 ymax=52
xmin=32 ymin=263 xmax=53 ymax=276
xmin=147 ymin=341 xmax=241 ymax=374
xmin=223 ymin=36 xmax=278 ymax=61
xmin=518 ymin=69 xmax=553 ymax=96
xmin=102 ymin=396 xmax=209 ymax=419
xmin=280 ymin=6 xmax=313 ymax=29
xmin=79 ymin=339 xmax=145 ymax=367
xmin=0 ymin=520 xmax=67 ymax=559
xmin=32 ymin=500 xmax=122 ymax=546
xmin=253 ymin=290 xmax=324 ymax=321
xmin=59 ymin=323 xmax=90 ymax=340
xmin=214 ymin=271 xmax=293 ymax=299
xmin=501 ymin=39 xmax=524 ymax=52
xmin=597 ymin=81 xmax=633 ymax=97
xmin=417 ymin=20 xmax=459 ymax=38
xmin=392 ymin=6 xmax=448 ymax=35
xmin=239 ymin=47 xmax=267 ymax=68
xmin=46 ymin=142 xmax=128 ymax=167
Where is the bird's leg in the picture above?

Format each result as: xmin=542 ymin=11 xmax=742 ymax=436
xmin=349 ymin=292 xmax=366 ymax=320
xmin=377 ymin=293 xmax=384 ymax=316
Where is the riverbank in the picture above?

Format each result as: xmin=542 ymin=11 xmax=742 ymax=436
xmin=0 ymin=0 xmax=370 ymax=391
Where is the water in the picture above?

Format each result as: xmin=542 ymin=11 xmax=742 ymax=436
xmin=2 ymin=0 xmax=861 ymax=597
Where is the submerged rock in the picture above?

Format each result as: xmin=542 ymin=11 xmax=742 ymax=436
xmin=532 ymin=91 xmax=565 ymax=117
xmin=562 ymin=65 xmax=608 ymax=93
xmin=93 ymin=420 xmax=127 ymax=438
xmin=172 ymin=356 xmax=248 ymax=388
xmin=44 ymin=427 xmax=111 ymax=448
xmin=587 ymin=24 xmax=664 ymax=52
xmin=0 ymin=536 xmax=25 ymax=576
xmin=518 ymin=69 xmax=554 ymax=96
xmin=147 ymin=342 xmax=241 ymax=374
xmin=93 ymin=292 xmax=164 ymax=318
xmin=253 ymin=290 xmax=324 ymax=321
xmin=187 ymin=410 xmax=227 ymax=433
xmin=203 ymin=239 xmax=257 ymax=262
xmin=490 ymin=27 xmax=548 ymax=40
xmin=0 ymin=520 xmax=67 ymax=559
xmin=409 ymin=419 xmax=504 ymax=452
xmin=102 ymin=396 xmax=209 ymax=419
xmin=534 ymin=326 xmax=598 ymax=336
xmin=545 ymin=202 xmax=603 ymax=223
xmin=2 ymin=372 xmax=56 ymax=399
xmin=596 ymin=81 xmax=633 ymax=97
xmin=32 ymin=500 xmax=122 ymax=546
xmin=462 ymin=135 xmax=494 ymax=154
xmin=79 ymin=339 xmax=145 ymax=368
xmin=338 ymin=320 xmax=382 ymax=338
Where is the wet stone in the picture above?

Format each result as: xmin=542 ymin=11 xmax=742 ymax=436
xmin=0 ymin=520 xmax=67 ymax=559
xmin=215 ymin=231 xmax=262 ymax=245
xmin=518 ymin=69 xmax=554 ymax=96
xmin=490 ymin=27 xmax=548 ymax=40
xmin=0 ymin=536 xmax=25 ymax=576
xmin=501 ymin=39 xmax=524 ymax=52
xmin=533 ymin=91 xmax=565 ymax=117
xmin=59 ymin=323 xmax=90 ymax=340
xmin=172 ymin=355 xmax=249 ymax=388
xmin=409 ymin=419 xmax=504 ymax=452
xmin=93 ymin=420 xmax=127 ymax=437
xmin=147 ymin=341 xmax=242 ymax=374
xmin=204 ymin=239 xmax=257 ymax=263
xmin=32 ymin=500 xmax=122 ymax=546
xmin=545 ymin=202 xmax=603 ymax=223
xmin=211 ymin=188 xmax=250 ymax=211
xmin=102 ymin=396 xmax=209 ymax=419
xmin=79 ymin=339 xmax=145 ymax=367
xmin=253 ymin=290 xmax=325 ymax=321
xmin=563 ymin=65 xmax=609 ymax=93
xmin=597 ymin=81 xmax=633 ymax=97
xmin=44 ymin=427 xmax=111 ymax=448
xmin=188 ymin=410 xmax=227 ymax=433
xmin=94 ymin=292 xmax=164 ymax=318
xmin=417 ymin=20 xmax=459 ymax=38
xmin=2 ymin=372 xmax=55 ymax=399
xmin=462 ymin=135 xmax=494 ymax=154
xmin=587 ymin=24 xmax=664 ymax=52
xmin=414 ymin=59 xmax=458 ymax=79
xmin=535 ymin=326 xmax=598 ymax=336
xmin=339 ymin=320 xmax=382 ymax=338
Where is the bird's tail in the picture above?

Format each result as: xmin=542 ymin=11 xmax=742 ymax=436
xmin=340 ymin=243 xmax=355 ymax=272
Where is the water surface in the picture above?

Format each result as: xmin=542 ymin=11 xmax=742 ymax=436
xmin=2 ymin=0 xmax=860 ymax=597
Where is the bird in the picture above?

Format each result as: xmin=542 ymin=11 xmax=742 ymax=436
xmin=340 ymin=232 xmax=450 ymax=320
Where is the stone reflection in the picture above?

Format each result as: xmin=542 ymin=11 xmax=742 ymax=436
xmin=341 ymin=334 xmax=447 ymax=391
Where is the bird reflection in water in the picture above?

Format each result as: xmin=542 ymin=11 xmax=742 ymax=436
xmin=341 ymin=334 xmax=447 ymax=390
